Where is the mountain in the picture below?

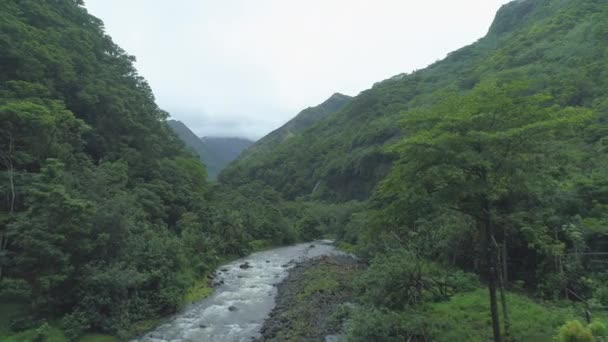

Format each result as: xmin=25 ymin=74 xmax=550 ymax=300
xmin=201 ymin=136 xmax=253 ymax=165
xmin=221 ymin=0 xmax=608 ymax=201
xmin=0 ymin=1 xmax=272 ymax=338
xmin=217 ymin=1 xmax=608 ymax=340
xmin=167 ymin=120 xmax=253 ymax=179
xmin=239 ymin=93 xmax=352 ymax=159
xmin=167 ymin=119 xmax=216 ymax=169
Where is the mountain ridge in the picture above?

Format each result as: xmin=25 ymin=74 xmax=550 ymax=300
xmin=238 ymin=92 xmax=352 ymax=160
xmin=167 ymin=119 xmax=252 ymax=179
xmin=220 ymin=0 xmax=608 ymax=201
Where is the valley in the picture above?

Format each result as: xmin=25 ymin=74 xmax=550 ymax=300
xmin=1 ymin=0 xmax=607 ymax=341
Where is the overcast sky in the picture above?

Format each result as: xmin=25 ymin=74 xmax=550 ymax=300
xmin=85 ymin=0 xmax=512 ymax=140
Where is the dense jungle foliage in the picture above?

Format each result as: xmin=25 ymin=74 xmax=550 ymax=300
xmin=0 ymin=1 xmax=298 ymax=340
xmin=1 ymin=0 xmax=608 ymax=341
xmin=222 ymin=0 xmax=608 ymax=340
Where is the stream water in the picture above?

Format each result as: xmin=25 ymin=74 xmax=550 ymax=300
xmin=135 ymin=240 xmax=342 ymax=342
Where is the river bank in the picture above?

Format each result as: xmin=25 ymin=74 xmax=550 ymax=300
xmin=135 ymin=241 xmax=348 ymax=341
xmin=256 ymin=254 xmax=364 ymax=342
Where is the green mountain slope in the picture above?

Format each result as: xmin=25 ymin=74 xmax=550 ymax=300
xmin=0 ymin=1 xmax=267 ymax=338
xmin=221 ymin=0 xmax=608 ymax=202
xmin=167 ymin=119 xmax=217 ymax=171
xmin=167 ymin=120 xmax=253 ymax=179
xmin=201 ymin=136 xmax=253 ymax=165
xmin=238 ymin=93 xmax=352 ymax=160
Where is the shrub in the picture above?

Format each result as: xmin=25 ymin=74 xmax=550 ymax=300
xmin=354 ymin=249 xmax=478 ymax=310
xmin=296 ymin=215 xmax=324 ymax=241
xmin=557 ymin=320 xmax=595 ymax=342
xmin=62 ymin=310 xmax=91 ymax=341
xmin=0 ymin=278 xmax=32 ymax=300
xmin=447 ymin=270 xmax=480 ymax=292
xmin=33 ymin=322 xmax=51 ymax=342
xmin=589 ymin=321 xmax=607 ymax=339
xmin=248 ymin=239 xmax=271 ymax=252
xmin=594 ymin=285 xmax=608 ymax=308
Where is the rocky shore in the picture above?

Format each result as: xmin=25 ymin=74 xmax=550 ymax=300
xmin=256 ymin=254 xmax=364 ymax=341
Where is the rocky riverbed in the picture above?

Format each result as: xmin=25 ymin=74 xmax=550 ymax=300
xmin=256 ymin=255 xmax=364 ymax=342
xmin=135 ymin=241 xmax=352 ymax=342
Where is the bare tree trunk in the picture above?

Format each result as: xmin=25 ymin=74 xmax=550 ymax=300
xmin=497 ymin=243 xmax=511 ymax=341
xmin=502 ymin=241 xmax=508 ymax=285
xmin=485 ymin=215 xmax=502 ymax=342
xmin=0 ymin=133 xmax=15 ymax=280
xmin=488 ymin=263 xmax=502 ymax=342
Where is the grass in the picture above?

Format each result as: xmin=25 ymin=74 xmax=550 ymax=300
xmin=336 ymin=241 xmax=357 ymax=254
xmin=422 ymin=289 xmax=602 ymax=342
xmin=183 ymin=277 xmax=214 ymax=305
xmin=0 ymin=323 xmax=66 ymax=342
xmin=248 ymin=239 xmax=273 ymax=252
xmin=296 ymin=269 xmax=340 ymax=302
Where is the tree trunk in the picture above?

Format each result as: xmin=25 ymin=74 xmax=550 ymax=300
xmin=489 ymin=263 xmax=502 ymax=342
xmin=502 ymin=241 xmax=508 ymax=285
xmin=0 ymin=156 xmax=15 ymax=280
xmin=485 ymin=216 xmax=502 ymax=342
xmin=497 ymin=245 xmax=511 ymax=341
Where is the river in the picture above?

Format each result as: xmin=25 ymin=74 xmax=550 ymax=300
xmin=135 ymin=240 xmax=344 ymax=342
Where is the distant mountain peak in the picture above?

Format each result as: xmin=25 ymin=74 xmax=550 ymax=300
xmin=167 ymin=120 xmax=253 ymax=180
xmin=328 ymin=92 xmax=350 ymax=100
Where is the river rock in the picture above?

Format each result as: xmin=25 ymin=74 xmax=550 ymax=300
xmin=239 ymin=262 xmax=252 ymax=269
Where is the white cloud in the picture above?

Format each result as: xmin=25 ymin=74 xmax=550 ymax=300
xmin=85 ymin=0 xmax=512 ymax=139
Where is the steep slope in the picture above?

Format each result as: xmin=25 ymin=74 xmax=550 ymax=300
xmin=221 ymin=0 xmax=608 ymax=201
xmin=238 ymin=93 xmax=352 ymax=159
xmin=167 ymin=120 xmax=253 ymax=179
xmin=167 ymin=119 xmax=217 ymax=171
xmin=0 ymin=1 xmax=268 ymax=339
xmin=201 ymin=136 xmax=253 ymax=165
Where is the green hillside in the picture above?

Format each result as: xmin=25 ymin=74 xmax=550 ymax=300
xmin=221 ymin=0 xmax=608 ymax=202
xmin=0 ymin=1 xmax=285 ymax=339
xmin=2 ymin=0 xmax=608 ymax=341
xmin=219 ymin=0 xmax=608 ymax=340
xmin=238 ymin=92 xmax=352 ymax=160
xmin=201 ymin=136 xmax=253 ymax=167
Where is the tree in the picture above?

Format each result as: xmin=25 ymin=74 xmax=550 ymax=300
xmin=0 ymin=99 xmax=87 ymax=279
xmin=10 ymin=160 xmax=95 ymax=310
xmin=382 ymin=81 xmax=594 ymax=341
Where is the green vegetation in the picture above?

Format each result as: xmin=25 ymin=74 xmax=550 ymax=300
xmin=346 ymin=289 xmax=600 ymax=342
xmin=0 ymin=0 xmax=297 ymax=340
xmin=220 ymin=0 xmax=608 ymax=340
xmin=556 ymin=320 xmax=608 ymax=342
xmin=260 ymin=257 xmax=363 ymax=341
xmin=237 ymin=92 xmax=352 ymax=161
xmin=182 ymin=278 xmax=213 ymax=305
xmin=2 ymin=0 xmax=608 ymax=341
